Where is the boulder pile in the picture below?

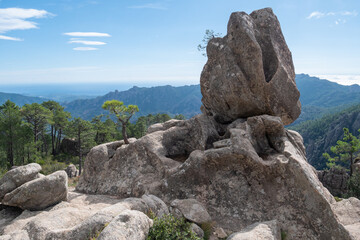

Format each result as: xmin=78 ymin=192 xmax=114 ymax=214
xmin=0 ymin=163 xmax=68 ymax=211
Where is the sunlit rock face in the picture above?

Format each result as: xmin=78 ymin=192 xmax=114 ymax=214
xmin=200 ymin=8 xmax=301 ymax=125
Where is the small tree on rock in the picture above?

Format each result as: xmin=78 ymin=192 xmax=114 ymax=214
xmin=323 ymin=127 xmax=360 ymax=176
xmin=102 ymin=100 xmax=139 ymax=144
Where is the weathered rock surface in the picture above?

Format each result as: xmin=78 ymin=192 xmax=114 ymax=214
xmin=72 ymin=8 xmax=359 ymax=240
xmin=227 ymin=220 xmax=280 ymax=240
xmin=97 ymin=210 xmax=153 ymax=240
xmin=200 ymin=8 xmax=300 ymax=124
xmin=77 ymin=113 xmax=353 ymax=239
xmin=2 ymin=171 xmax=68 ymax=210
xmin=0 ymin=192 xmax=166 ymax=240
xmin=332 ymin=197 xmax=360 ymax=239
xmin=76 ymin=114 xmax=219 ymax=196
xmin=0 ymin=163 xmax=42 ymax=201
xmin=64 ymin=164 xmax=79 ymax=178
xmin=170 ymin=199 xmax=211 ymax=224
xmin=318 ymin=167 xmax=349 ymax=196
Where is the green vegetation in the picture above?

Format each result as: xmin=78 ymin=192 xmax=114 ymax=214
xmin=147 ymin=214 xmax=201 ymax=240
xmin=281 ymin=230 xmax=287 ymax=240
xmin=0 ymin=99 xmax=184 ymax=176
xmin=102 ymin=100 xmax=139 ymax=144
xmin=346 ymin=173 xmax=360 ymax=199
xmin=200 ymin=221 xmax=214 ymax=240
xmin=197 ymin=29 xmax=222 ymax=57
xmin=289 ymin=104 xmax=360 ymax=169
xmin=323 ymin=128 xmax=360 ymax=176
xmin=88 ymin=223 xmax=109 ymax=240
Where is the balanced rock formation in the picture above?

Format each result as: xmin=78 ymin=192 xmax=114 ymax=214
xmin=73 ymin=7 xmax=357 ymax=240
xmin=200 ymin=8 xmax=300 ymax=124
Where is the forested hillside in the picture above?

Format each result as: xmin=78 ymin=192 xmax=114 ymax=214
xmin=0 ymin=92 xmax=47 ymax=106
xmin=64 ymin=85 xmax=201 ymax=120
xmin=290 ymin=104 xmax=360 ymax=169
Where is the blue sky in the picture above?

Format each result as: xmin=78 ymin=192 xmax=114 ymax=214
xmin=0 ymin=0 xmax=359 ymax=86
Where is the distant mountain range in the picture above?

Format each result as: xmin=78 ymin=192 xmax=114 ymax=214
xmin=0 ymin=92 xmax=48 ymax=106
xmin=1 ymin=74 xmax=359 ymax=123
xmin=1 ymin=74 xmax=360 ymax=170
xmin=64 ymin=85 xmax=202 ymax=120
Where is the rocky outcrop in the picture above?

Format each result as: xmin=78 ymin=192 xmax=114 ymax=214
xmin=0 ymin=163 xmax=42 ymax=201
xmin=318 ymin=168 xmax=349 ymax=196
xmin=2 ymin=171 xmax=68 ymax=211
xmin=76 ymin=113 xmax=353 ymax=239
xmin=200 ymin=8 xmax=300 ymax=124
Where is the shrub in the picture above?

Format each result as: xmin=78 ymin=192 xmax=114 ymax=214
xmin=147 ymin=214 xmax=202 ymax=240
xmin=346 ymin=172 xmax=360 ymax=198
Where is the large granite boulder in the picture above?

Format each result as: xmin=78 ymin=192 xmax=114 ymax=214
xmin=2 ymin=171 xmax=68 ymax=210
xmin=77 ymin=114 xmax=352 ymax=239
xmin=0 ymin=163 xmax=42 ymax=201
xmin=200 ymin=8 xmax=300 ymax=124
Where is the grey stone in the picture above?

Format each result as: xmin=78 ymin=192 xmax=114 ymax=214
xmin=227 ymin=220 xmax=280 ymax=240
xmin=97 ymin=210 xmax=153 ymax=240
xmin=2 ymin=171 xmax=68 ymax=210
xmin=170 ymin=199 xmax=212 ymax=224
xmin=191 ymin=223 xmax=205 ymax=238
xmin=64 ymin=164 xmax=78 ymax=178
xmin=0 ymin=163 xmax=42 ymax=201
xmin=200 ymin=8 xmax=300 ymax=124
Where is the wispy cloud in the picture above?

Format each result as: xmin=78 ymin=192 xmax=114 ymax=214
xmin=0 ymin=34 xmax=22 ymax=41
xmin=73 ymin=47 xmax=98 ymax=51
xmin=0 ymin=8 xmax=52 ymax=41
xmin=64 ymin=32 xmax=111 ymax=37
xmin=69 ymin=39 xmax=106 ymax=45
xmin=128 ymin=3 xmax=167 ymax=10
xmin=0 ymin=8 xmax=52 ymax=33
xmin=307 ymin=10 xmax=358 ymax=19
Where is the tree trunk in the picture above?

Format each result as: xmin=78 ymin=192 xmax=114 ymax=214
xmin=350 ymin=152 xmax=354 ymax=176
xmin=78 ymin=128 xmax=82 ymax=175
xmin=122 ymin=124 xmax=129 ymax=144
xmin=51 ymin=126 xmax=55 ymax=155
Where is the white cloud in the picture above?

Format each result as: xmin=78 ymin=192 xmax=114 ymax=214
xmin=73 ymin=47 xmax=98 ymax=51
xmin=314 ymin=75 xmax=360 ymax=86
xmin=0 ymin=34 xmax=23 ymax=41
xmin=0 ymin=8 xmax=52 ymax=33
xmin=307 ymin=11 xmax=325 ymax=19
xmin=64 ymin=32 xmax=111 ymax=37
xmin=128 ymin=3 xmax=167 ymax=10
xmin=69 ymin=39 xmax=106 ymax=45
xmin=307 ymin=10 xmax=358 ymax=19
